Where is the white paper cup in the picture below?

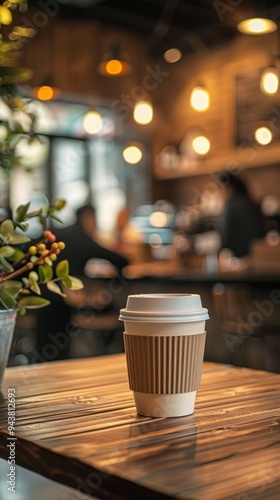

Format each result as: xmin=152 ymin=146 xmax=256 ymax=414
xmin=119 ymin=294 xmax=209 ymax=417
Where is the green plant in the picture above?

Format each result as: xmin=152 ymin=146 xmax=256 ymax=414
xmin=0 ymin=0 xmax=36 ymax=173
xmin=0 ymin=198 xmax=83 ymax=313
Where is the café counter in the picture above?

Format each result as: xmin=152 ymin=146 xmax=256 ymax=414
xmin=16 ymin=267 xmax=280 ymax=372
xmin=82 ymin=267 xmax=280 ymax=372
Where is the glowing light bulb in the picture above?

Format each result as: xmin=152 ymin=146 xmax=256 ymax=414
xmin=83 ymin=111 xmax=103 ymax=134
xmin=105 ymin=59 xmax=123 ymax=76
xmin=192 ymin=135 xmax=210 ymax=155
xmin=254 ymin=126 xmax=272 ymax=145
xmin=36 ymin=86 xmax=55 ymax=101
xmin=190 ymin=87 xmax=210 ymax=111
xmin=133 ymin=101 xmax=153 ymax=125
xmin=260 ymin=68 xmax=279 ymax=95
xmin=123 ymin=145 xmax=142 ymax=164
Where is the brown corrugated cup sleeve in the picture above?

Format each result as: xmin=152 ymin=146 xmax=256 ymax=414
xmin=124 ymin=332 xmax=206 ymax=394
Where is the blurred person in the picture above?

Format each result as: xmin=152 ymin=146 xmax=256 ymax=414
xmin=218 ymin=172 xmax=267 ymax=258
xmin=56 ymin=205 xmax=129 ymax=275
xmin=112 ymin=207 xmax=144 ymax=264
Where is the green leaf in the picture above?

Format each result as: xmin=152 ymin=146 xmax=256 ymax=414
xmin=0 ymin=246 xmax=15 ymax=258
xmin=9 ymin=248 xmax=25 ymax=262
xmin=9 ymin=233 xmax=30 ymax=244
xmin=56 ymin=259 xmax=69 ymax=279
xmin=0 ymin=288 xmax=17 ymax=308
xmin=14 ymin=222 xmax=29 ymax=232
xmin=0 ymin=66 xmax=33 ymax=85
xmin=29 ymin=271 xmax=39 ymax=282
xmin=0 ymin=233 xmax=8 ymax=245
xmin=55 ymin=199 xmax=66 ymax=211
xmin=62 ymin=276 xmax=72 ymax=288
xmin=15 ymin=202 xmax=30 ymax=222
xmin=44 ymin=257 xmax=53 ymax=267
xmin=67 ymin=276 xmax=84 ymax=290
xmin=50 ymin=214 xmax=63 ymax=224
xmin=29 ymin=276 xmax=41 ymax=295
xmin=47 ymin=282 xmax=66 ymax=298
xmin=17 ymin=297 xmax=50 ymax=309
xmin=1 ymin=280 xmax=22 ymax=297
xmin=22 ymin=277 xmax=29 ymax=287
xmin=39 ymin=214 xmax=46 ymax=229
xmin=0 ymin=219 xmax=14 ymax=238
xmin=0 ymin=254 xmax=14 ymax=273
xmin=38 ymin=265 xmax=46 ymax=282
xmin=40 ymin=263 xmax=53 ymax=281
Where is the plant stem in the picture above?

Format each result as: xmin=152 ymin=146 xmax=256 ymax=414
xmin=12 ymin=239 xmax=44 ymax=269
xmin=1 ymin=263 xmax=31 ymax=282
xmin=2 ymin=250 xmax=52 ymax=282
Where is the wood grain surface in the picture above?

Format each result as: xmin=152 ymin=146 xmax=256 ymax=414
xmin=0 ymin=355 xmax=280 ymax=499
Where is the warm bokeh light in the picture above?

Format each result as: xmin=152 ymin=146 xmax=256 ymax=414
xmin=254 ymin=126 xmax=272 ymax=145
xmin=149 ymin=211 xmax=169 ymax=228
xmin=149 ymin=233 xmax=162 ymax=248
xmin=262 ymin=195 xmax=280 ymax=216
xmin=12 ymin=26 xmax=36 ymax=38
xmin=133 ymin=101 xmax=153 ymax=125
xmin=260 ymin=68 xmax=279 ymax=95
xmin=192 ymin=135 xmax=210 ymax=155
xmin=190 ymin=87 xmax=210 ymax=111
xmin=97 ymin=48 xmax=132 ymax=77
xmin=164 ymin=48 xmax=182 ymax=63
xmin=83 ymin=111 xmax=103 ymax=134
xmin=123 ymin=145 xmax=142 ymax=164
xmin=36 ymin=85 xmax=55 ymax=101
xmin=105 ymin=59 xmax=123 ymax=76
xmin=237 ymin=18 xmax=277 ymax=35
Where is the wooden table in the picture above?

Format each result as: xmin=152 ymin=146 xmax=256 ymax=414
xmin=0 ymin=354 xmax=280 ymax=499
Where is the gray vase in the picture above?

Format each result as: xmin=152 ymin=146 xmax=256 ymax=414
xmin=0 ymin=309 xmax=17 ymax=392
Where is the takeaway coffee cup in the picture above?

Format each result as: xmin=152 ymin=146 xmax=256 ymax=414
xmin=119 ymin=294 xmax=209 ymax=417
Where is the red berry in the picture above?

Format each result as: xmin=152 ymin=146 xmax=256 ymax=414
xmin=44 ymin=230 xmax=56 ymax=243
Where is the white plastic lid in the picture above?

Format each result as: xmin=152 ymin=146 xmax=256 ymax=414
xmin=119 ymin=294 xmax=209 ymax=323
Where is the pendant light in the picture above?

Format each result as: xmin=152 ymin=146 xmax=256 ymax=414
xmin=97 ymin=43 xmax=132 ymax=77
xmin=237 ymin=18 xmax=277 ymax=35
xmin=32 ymin=79 xmax=60 ymax=101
